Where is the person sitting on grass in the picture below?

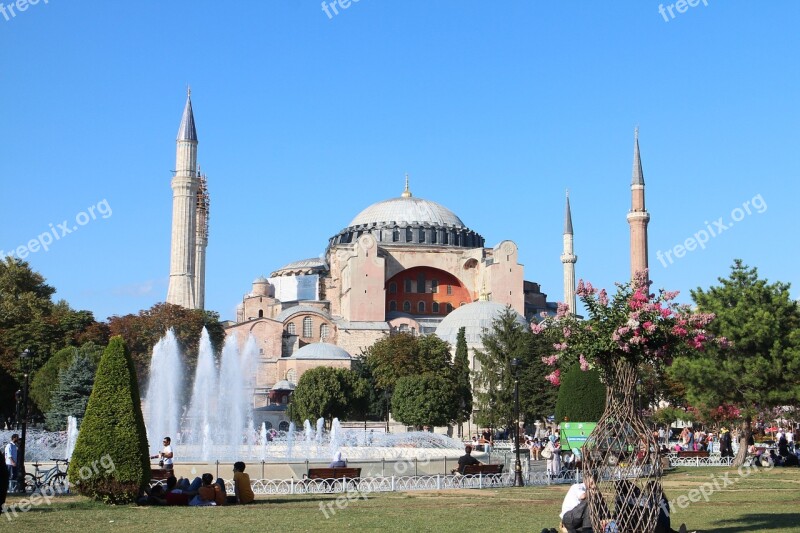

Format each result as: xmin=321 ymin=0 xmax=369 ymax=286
xmin=230 ymin=461 xmax=255 ymax=504
xmin=188 ymin=473 xmax=226 ymax=506
xmin=451 ymin=444 xmax=481 ymax=475
xmin=164 ymin=475 xmax=195 ymax=506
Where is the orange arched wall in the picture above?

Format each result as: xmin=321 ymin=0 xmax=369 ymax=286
xmin=385 ymin=267 xmax=472 ymax=316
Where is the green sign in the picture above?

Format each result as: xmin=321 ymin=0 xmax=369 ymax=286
xmin=560 ymin=422 xmax=597 ymax=453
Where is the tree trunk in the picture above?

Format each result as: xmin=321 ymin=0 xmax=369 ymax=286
xmin=733 ymin=418 xmax=752 ymax=467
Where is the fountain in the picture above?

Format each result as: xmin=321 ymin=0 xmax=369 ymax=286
xmin=65 ymin=416 xmax=79 ymax=460
xmin=138 ymin=329 xmax=468 ymax=472
xmin=143 ymin=329 xmax=183 ymax=454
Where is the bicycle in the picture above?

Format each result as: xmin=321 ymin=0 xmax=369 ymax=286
xmin=23 ymin=458 xmax=70 ymax=495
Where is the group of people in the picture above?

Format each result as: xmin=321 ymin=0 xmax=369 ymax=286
xmin=140 ymin=462 xmax=255 ymax=506
xmin=141 ymin=435 xmax=255 ymax=506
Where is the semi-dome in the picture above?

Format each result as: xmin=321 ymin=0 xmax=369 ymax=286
xmin=435 ymin=300 xmax=528 ymax=346
xmin=291 ymin=342 xmax=351 ymax=360
xmin=271 ymin=380 xmax=296 ymax=391
xmin=329 ymin=182 xmax=485 ymax=249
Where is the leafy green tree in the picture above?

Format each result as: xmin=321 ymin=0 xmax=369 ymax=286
xmin=0 ymin=258 xmax=105 ymax=417
xmin=555 ymin=365 xmax=606 ymax=422
xmin=452 ymin=327 xmax=473 ymax=434
xmin=473 ymin=308 xmax=531 ymax=430
xmin=365 ymin=333 xmax=452 ymax=391
xmin=30 ymin=343 xmax=103 ymax=414
xmin=392 ymin=373 xmax=459 ymax=428
xmin=668 ymin=260 xmax=800 ymax=465
xmin=67 ymin=336 xmax=150 ymax=503
xmin=45 ymin=354 xmax=97 ymax=430
xmin=351 ymin=355 xmax=387 ymax=422
xmin=288 ymin=367 xmax=368 ymax=427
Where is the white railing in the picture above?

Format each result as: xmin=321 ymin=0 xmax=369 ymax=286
xmin=666 ymin=453 xmax=734 ymax=467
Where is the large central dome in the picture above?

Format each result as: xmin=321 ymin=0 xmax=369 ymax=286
xmin=329 ymin=182 xmax=485 ymax=249
xmin=349 ymin=196 xmax=465 ymax=228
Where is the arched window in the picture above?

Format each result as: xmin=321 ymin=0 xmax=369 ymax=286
xmin=264 ymin=421 xmax=273 ymax=430
xmin=446 ymin=303 xmax=453 ymax=313
xmin=405 ymin=227 xmax=413 ymax=241
xmin=303 ymin=316 xmax=313 ymax=338
xmin=258 ymin=309 xmax=264 ymax=318
xmin=287 ymin=322 xmax=296 ymax=335
xmin=278 ymin=421 xmax=290 ymax=431
xmin=418 ymin=301 xmax=425 ymax=314
xmin=419 ymin=228 xmax=426 ymax=243
xmin=389 ymin=300 xmax=397 ymax=311
xmin=432 ymin=302 xmax=440 ymax=313
xmin=389 ymin=281 xmax=397 ymax=294
xmin=403 ymin=301 xmax=411 ymax=312
xmin=392 ymin=228 xmax=400 ymax=242
xmin=286 ymin=368 xmax=297 ymax=384
xmin=320 ymin=323 xmax=329 ymax=340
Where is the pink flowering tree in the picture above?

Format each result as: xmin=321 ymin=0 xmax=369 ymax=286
xmin=531 ymin=270 xmax=722 ymax=386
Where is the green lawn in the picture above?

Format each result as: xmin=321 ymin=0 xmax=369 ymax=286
xmin=3 ymin=467 xmax=800 ymax=532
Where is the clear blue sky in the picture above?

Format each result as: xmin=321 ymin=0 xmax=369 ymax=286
xmin=1 ymin=1 xmax=798 ymax=322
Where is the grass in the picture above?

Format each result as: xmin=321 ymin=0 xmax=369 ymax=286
xmin=3 ymin=467 xmax=800 ymax=532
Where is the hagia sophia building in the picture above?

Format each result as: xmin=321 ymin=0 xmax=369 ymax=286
xmin=165 ymin=92 xmax=650 ymax=430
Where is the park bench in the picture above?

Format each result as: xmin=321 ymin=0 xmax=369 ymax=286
xmin=149 ymin=468 xmax=172 ymax=486
xmin=307 ymin=467 xmax=362 ymax=491
xmin=675 ymin=450 xmax=709 ymax=458
xmin=307 ymin=467 xmax=362 ymax=480
xmin=461 ymin=463 xmax=504 ymax=475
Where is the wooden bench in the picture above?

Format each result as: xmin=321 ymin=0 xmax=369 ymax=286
xmin=461 ymin=464 xmax=504 ymax=475
xmin=149 ymin=468 xmax=172 ymax=485
xmin=676 ymin=450 xmax=710 ymax=458
xmin=307 ymin=467 xmax=362 ymax=480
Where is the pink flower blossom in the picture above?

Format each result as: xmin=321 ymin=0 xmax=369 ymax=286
xmin=672 ymin=325 xmax=688 ymax=337
xmin=660 ymin=308 xmax=672 ymax=318
xmin=556 ymin=302 xmax=570 ymax=318
xmin=546 ymin=369 xmax=561 ymax=386
xmin=542 ymin=354 xmax=559 ymax=366
xmin=553 ymin=342 xmax=568 ymax=351
xmin=598 ymin=289 xmax=609 ymax=306
xmin=643 ymin=321 xmax=656 ymax=333
xmin=531 ymin=322 xmax=545 ymax=334
xmin=662 ymin=290 xmax=680 ymax=301
xmin=579 ymin=354 xmax=590 ymax=371
xmin=563 ymin=326 xmax=572 ymax=338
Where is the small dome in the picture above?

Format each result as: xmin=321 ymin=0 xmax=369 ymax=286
xmin=271 ymin=380 xmax=296 ymax=391
xmin=251 ymin=276 xmax=272 ymax=296
xmin=435 ymin=301 xmax=527 ymax=346
xmin=291 ymin=342 xmax=351 ymax=360
xmin=271 ymin=258 xmax=328 ymax=277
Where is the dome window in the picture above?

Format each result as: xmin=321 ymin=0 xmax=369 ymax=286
xmin=303 ymin=316 xmax=313 ymax=338
xmin=432 ymin=302 xmax=440 ymax=314
xmin=287 ymin=322 xmax=296 ymax=335
xmin=403 ymin=301 xmax=411 ymax=312
xmin=418 ymin=301 xmax=425 ymax=314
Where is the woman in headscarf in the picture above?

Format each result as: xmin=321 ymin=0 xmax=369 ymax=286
xmin=544 ymin=434 xmax=561 ymax=479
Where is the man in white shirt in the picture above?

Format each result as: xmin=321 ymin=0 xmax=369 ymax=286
xmin=151 ymin=436 xmax=174 ymax=473
xmin=5 ymin=434 xmax=19 ymax=492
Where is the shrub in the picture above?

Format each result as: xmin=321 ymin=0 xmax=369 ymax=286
xmin=555 ymin=364 xmax=606 ymax=423
xmin=67 ymin=336 xmax=150 ymax=503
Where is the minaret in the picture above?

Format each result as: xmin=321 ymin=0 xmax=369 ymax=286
xmin=166 ymin=89 xmax=199 ymax=309
xmin=194 ymin=170 xmax=209 ymax=309
xmin=560 ymin=190 xmax=577 ymax=314
xmin=626 ymin=127 xmax=650 ymax=280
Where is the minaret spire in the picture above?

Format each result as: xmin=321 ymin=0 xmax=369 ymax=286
xmin=561 ymin=190 xmax=577 ymax=314
xmin=167 ymin=90 xmax=200 ymax=309
xmin=627 ymin=127 xmax=650 ymax=281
